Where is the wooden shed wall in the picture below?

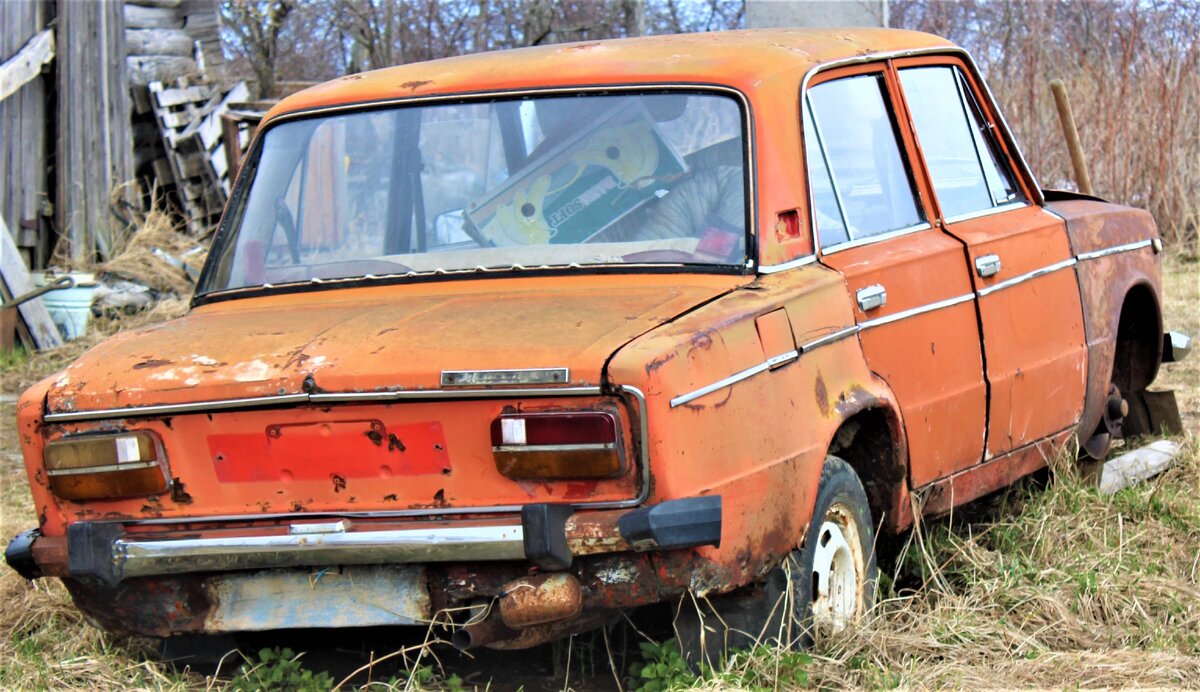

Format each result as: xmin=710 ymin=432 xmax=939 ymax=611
xmin=0 ymin=0 xmax=52 ymax=268
xmin=57 ymin=0 xmax=135 ymax=261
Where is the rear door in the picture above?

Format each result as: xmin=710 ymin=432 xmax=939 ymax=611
xmin=805 ymin=65 xmax=988 ymax=488
xmin=894 ymin=58 xmax=1087 ymax=460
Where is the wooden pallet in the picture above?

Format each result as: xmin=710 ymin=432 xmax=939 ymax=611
xmin=145 ymin=78 xmax=248 ymax=235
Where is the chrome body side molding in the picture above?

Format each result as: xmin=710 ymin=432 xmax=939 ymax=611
xmin=674 ymin=238 xmax=1154 ymax=406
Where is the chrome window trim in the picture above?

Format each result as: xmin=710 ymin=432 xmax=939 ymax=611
xmin=951 ymin=65 xmax=999 ymax=205
xmin=805 ymin=95 xmax=854 ymax=248
xmin=202 ymin=83 xmax=759 ymax=301
xmin=758 ymin=254 xmax=817 ymax=274
xmin=943 ymin=201 xmax=1027 ymax=225
xmin=1076 ymin=239 xmax=1153 ymax=262
xmin=798 ymin=46 xmax=1046 ymax=264
xmin=806 ymin=77 xmax=929 ymax=256
xmin=976 ymin=257 xmax=1077 ymax=297
xmin=819 ymin=222 xmax=933 ymax=256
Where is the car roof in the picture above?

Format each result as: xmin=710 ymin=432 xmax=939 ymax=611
xmin=265 ymin=28 xmax=956 ymax=122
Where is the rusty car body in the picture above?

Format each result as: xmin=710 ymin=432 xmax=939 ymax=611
xmin=5 ymin=28 xmax=1190 ymax=657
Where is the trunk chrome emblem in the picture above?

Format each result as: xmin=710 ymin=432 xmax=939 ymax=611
xmin=441 ymin=368 xmax=569 ymax=387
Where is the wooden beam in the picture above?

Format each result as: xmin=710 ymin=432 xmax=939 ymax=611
xmin=0 ymin=216 xmax=62 ymax=350
xmin=1099 ymin=440 xmax=1181 ymax=495
xmin=0 ymin=28 xmax=54 ymax=104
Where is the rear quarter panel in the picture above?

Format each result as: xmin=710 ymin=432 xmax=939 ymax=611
xmin=607 ymin=264 xmax=902 ymax=594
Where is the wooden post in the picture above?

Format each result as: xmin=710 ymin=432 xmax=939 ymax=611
xmin=57 ymin=0 xmax=135 ymax=263
xmin=1050 ymin=80 xmax=1094 ymax=197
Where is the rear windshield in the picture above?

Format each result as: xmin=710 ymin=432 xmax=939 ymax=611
xmin=198 ymin=91 xmax=749 ymax=296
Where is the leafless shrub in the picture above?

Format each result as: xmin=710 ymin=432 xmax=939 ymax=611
xmin=892 ymin=0 xmax=1200 ymax=246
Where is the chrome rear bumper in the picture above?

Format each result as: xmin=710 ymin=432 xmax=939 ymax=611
xmin=9 ymin=496 xmax=722 ymax=585
xmin=119 ymin=523 xmax=526 ymax=579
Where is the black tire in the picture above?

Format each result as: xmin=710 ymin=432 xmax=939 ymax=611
xmin=674 ymin=456 xmax=877 ymax=668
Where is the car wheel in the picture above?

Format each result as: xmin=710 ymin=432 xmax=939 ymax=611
xmin=674 ymin=455 xmax=877 ymax=668
xmin=799 ymin=455 xmax=877 ymax=641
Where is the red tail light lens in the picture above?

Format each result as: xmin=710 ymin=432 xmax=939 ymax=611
xmin=490 ymin=412 xmax=623 ymax=480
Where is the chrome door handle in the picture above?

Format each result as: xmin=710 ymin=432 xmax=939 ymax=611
xmin=856 ymin=284 xmax=887 ymax=312
xmin=975 ymin=254 xmax=1002 ymax=278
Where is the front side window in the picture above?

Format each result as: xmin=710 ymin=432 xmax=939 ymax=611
xmin=805 ymin=73 xmax=924 ymax=250
xmin=899 ymin=66 xmax=1021 ymax=219
xmin=199 ymin=92 xmax=748 ymax=295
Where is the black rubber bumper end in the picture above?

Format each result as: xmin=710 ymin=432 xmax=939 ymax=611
xmin=67 ymin=522 xmax=125 ymax=586
xmin=522 ymin=503 xmax=574 ymax=570
xmin=5 ymin=529 xmax=42 ymax=580
xmin=618 ymin=495 xmax=722 ymax=551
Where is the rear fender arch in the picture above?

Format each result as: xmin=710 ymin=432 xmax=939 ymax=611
xmin=817 ymin=379 xmax=911 ymax=535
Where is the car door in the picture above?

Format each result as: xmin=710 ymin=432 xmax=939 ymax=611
xmin=895 ymin=58 xmax=1087 ymax=460
xmin=804 ymin=65 xmax=988 ymax=488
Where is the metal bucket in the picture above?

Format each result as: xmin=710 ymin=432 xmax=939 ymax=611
xmin=33 ymin=272 xmax=97 ymax=341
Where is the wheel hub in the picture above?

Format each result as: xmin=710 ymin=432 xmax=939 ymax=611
xmin=810 ymin=504 xmax=865 ymax=635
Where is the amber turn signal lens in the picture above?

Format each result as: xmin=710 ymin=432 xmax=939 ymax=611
xmin=44 ymin=432 xmax=169 ymax=501
xmin=490 ymin=412 xmax=623 ymax=480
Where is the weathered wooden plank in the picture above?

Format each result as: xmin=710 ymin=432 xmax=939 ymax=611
xmin=1 ymin=0 xmax=50 ymax=270
xmin=0 ymin=28 xmax=53 ymax=103
xmin=125 ymin=4 xmax=183 ymax=29
xmin=127 ymin=55 xmax=195 ymax=87
xmin=126 ymin=28 xmax=193 ymax=57
xmin=58 ymin=0 xmax=134 ymax=262
xmin=128 ymin=0 xmax=184 ymax=8
xmin=1099 ymin=440 xmax=1181 ymax=495
xmin=0 ymin=216 xmax=62 ymax=350
xmin=151 ymin=83 xmax=210 ymax=108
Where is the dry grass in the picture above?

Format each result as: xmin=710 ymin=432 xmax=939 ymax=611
xmin=0 ymin=258 xmax=1196 ymax=689
xmin=0 ymin=297 xmax=190 ymax=395
xmin=693 ymin=254 xmax=1200 ymax=689
xmin=96 ymin=206 xmax=207 ymax=297
xmin=790 ymin=436 xmax=1200 ymax=689
xmin=0 ymin=403 xmax=195 ymax=689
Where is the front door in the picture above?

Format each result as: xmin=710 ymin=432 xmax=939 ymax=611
xmin=894 ymin=59 xmax=1087 ymax=460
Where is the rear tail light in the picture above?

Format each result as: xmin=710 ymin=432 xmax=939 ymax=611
xmin=44 ymin=431 xmax=169 ymax=501
xmin=490 ymin=412 xmax=623 ymax=480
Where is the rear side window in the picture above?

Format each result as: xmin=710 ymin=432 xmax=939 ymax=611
xmin=899 ymin=66 xmax=1021 ymax=220
xmin=805 ymin=74 xmax=924 ymax=249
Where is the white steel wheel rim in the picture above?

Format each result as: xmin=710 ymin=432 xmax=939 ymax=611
xmin=810 ymin=502 xmax=865 ymax=635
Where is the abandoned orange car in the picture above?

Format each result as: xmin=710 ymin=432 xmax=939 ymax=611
xmin=6 ymin=28 xmax=1191 ymax=660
